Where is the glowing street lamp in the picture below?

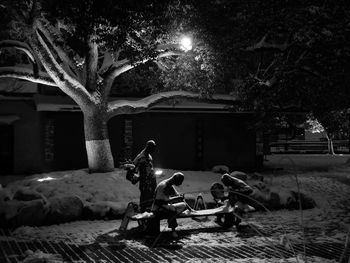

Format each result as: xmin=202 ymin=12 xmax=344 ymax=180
xmin=180 ymin=36 xmax=192 ymax=52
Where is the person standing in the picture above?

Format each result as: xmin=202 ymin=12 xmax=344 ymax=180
xmin=131 ymin=140 xmax=157 ymax=212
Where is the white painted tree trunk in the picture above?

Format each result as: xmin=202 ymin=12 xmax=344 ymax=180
xmin=84 ymin=111 xmax=114 ymax=172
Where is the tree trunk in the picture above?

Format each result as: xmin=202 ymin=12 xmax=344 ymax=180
xmin=326 ymin=134 xmax=335 ymax=155
xmin=83 ymin=111 xmax=114 ymax=172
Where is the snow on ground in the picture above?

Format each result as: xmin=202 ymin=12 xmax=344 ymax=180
xmin=4 ymin=168 xmax=224 ymax=212
xmin=265 ymin=154 xmax=350 ymax=172
xmin=251 ymin=155 xmax=350 ymax=244
xmin=8 ymin=219 xmax=122 ymax=244
xmin=2 ymin=154 xmax=350 ymax=261
xmin=21 ymin=250 xmax=63 ymax=263
xmin=5 ymin=169 xmax=139 ymax=205
xmin=183 ymin=257 xmax=337 ymax=263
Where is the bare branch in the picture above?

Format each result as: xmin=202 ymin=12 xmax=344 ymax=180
xmin=155 ymin=43 xmax=182 ymax=51
xmin=245 ymin=34 xmax=290 ymax=52
xmin=85 ymin=38 xmax=98 ymax=91
xmin=262 ymin=58 xmax=277 ymax=77
xmin=158 ymin=50 xmax=184 ymax=58
xmin=300 ymin=66 xmax=322 ymax=78
xmin=252 ymin=74 xmax=277 ymax=87
xmin=0 ymin=66 xmax=56 ymax=86
xmin=98 ymin=46 xmax=187 ymax=101
xmin=255 ymin=54 xmax=263 ymax=78
xmin=107 ymin=91 xmax=236 ymax=117
xmin=0 ymin=40 xmax=39 ymax=75
xmin=154 ymin=61 xmax=169 ymax=71
xmin=98 ymin=52 xmax=114 ymax=75
xmin=32 ymin=25 xmax=93 ymax=106
xmin=35 ymin=21 xmax=79 ymax=78
xmin=103 ymin=49 xmax=184 ymax=92
xmin=295 ymin=50 xmax=308 ymax=64
xmin=98 ymin=60 xmax=134 ymax=101
xmin=0 ymin=40 xmax=35 ymax=63
xmin=28 ymin=0 xmax=40 ymax=25
xmin=113 ymin=49 xmax=121 ymax=61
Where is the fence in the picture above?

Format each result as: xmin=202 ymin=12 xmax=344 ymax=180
xmin=269 ymin=140 xmax=349 ymax=154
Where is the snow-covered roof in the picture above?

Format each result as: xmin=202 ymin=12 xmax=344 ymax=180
xmin=0 ymin=64 xmax=38 ymax=93
xmin=33 ymin=94 xmax=238 ymax=113
xmin=0 ymin=115 xmax=20 ymax=124
xmin=34 ymin=94 xmax=81 ymax=112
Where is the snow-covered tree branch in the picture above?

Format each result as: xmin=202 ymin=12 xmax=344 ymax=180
xmin=0 ymin=40 xmax=36 ymax=64
xmin=101 ymin=49 xmax=185 ymax=99
xmin=32 ymin=25 xmax=93 ymax=106
xmin=34 ymin=21 xmax=79 ymax=79
xmin=0 ymin=66 xmax=56 ymax=86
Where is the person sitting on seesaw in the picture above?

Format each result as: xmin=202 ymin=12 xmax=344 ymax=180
xmin=151 ymin=172 xmax=188 ymax=238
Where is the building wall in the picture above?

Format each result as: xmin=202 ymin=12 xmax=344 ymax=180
xmin=47 ymin=112 xmax=125 ymax=171
xmin=1 ymin=104 xmax=257 ymax=173
xmin=130 ymin=112 xmax=256 ymax=171
xmin=108 ymin=115 xmax=127 ymax=165
xmin=0 ymin=100 xmax=43 ymax=174
xmin=48 ymin=112 xmax=87 ymax=171
xmin=200 ymin=114 xmax=256 ymax=170
xmin=132 ymin=112 xmax=196 ymax=170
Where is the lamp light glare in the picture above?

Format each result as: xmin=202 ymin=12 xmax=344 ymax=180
xmin=180 ymin=36 xmax=192 ymax=52
xmin=155 ymin=169 xmax=163 ymax=176
xmin=37 ymin=176 xmax=55 ymax=182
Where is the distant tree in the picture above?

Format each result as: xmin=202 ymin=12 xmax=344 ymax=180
xmin=194 ymin=0 xmax=350 ymax=132
xmin=305 ymin=114 xmax=334 ymax=153
xmin=0 ymin=0 xmax=234 ymax=172
xmin=129 ymin=0 xmax=350 ymax=148
xmin=307 ymin=111 xmax=349 ymax=155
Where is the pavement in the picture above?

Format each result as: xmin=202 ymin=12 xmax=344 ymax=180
xmin=1 ymin=209 xmax=349 ymax=263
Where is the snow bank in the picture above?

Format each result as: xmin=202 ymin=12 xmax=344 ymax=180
xmin=1 ymin=169 xmax=224 ymax=227
xmin=4 ymin=168 xmax=224 ymax=206
xmin=5 ymin=169 xmax=138 ymax=203
xmin=1 ymin=166 xmax=341 ymax=228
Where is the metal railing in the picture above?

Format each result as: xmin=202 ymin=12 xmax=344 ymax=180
xmin=269 ymin=140 xmax=349 ymax=154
